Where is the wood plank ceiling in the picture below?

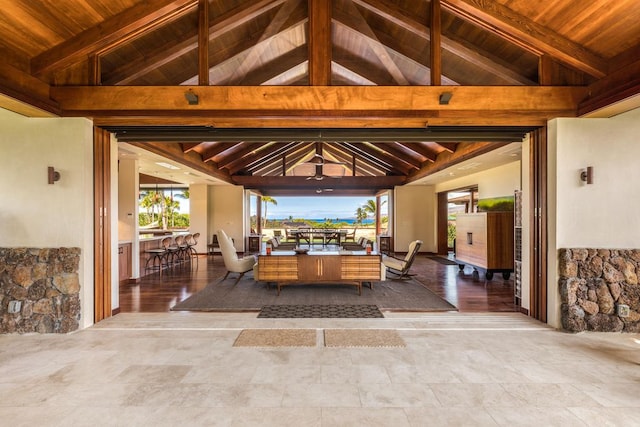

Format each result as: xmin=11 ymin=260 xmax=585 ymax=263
xmin=1 ymin=0 xmax=639 ymax=195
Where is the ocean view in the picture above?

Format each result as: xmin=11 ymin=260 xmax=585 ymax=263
xmin=277 ymin=218 xmax=375 ymax=225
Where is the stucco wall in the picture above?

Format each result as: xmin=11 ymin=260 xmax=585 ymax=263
xmin=208 ymin=185 xmax=246 ymax=251
xmin=0 ymin=108 xmax=95 ymax=329
xmin=393 ymin=185 xmax=436 ymax=253
xmin=548 ymin=107 xmax=640 ymax=328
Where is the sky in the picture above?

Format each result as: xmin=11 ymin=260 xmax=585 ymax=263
xmin=252 ymin=196 xmax=387 ymax=219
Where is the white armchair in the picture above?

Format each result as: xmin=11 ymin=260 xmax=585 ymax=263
xmin=218 ymin=229 xmax=256 ymax=285
xmin=382 ymin=240 xmax=422 ymax=279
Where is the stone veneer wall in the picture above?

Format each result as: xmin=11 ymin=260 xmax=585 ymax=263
xmin=0 ymin=248 xmax=81 ymax=334
xmin=559 ymin=248 xmax=640 ymax=333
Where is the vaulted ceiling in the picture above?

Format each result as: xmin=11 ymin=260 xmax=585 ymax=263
xmin=1 ymin=0 xmax=639 ymax=195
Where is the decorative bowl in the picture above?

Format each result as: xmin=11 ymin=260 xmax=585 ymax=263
xmin=294 ymin=248 xmax=309 ymax=255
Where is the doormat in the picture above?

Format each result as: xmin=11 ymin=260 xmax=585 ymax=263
xmin=324 ymin=329 xmax=405 ymax=347
xmin=233 ymin=329 xmax=317 ymax=347
xmin=425 ymin=256 xmax=459 ymax=266
xmin=258 ymin=304 xmax=384 ymax=318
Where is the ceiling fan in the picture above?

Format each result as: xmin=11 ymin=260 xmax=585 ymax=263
xmin=300 ymin=153 xmax=346 ymax=180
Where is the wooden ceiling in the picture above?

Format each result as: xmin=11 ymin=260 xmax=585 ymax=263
xmin=1 ymin=0 xmax=639 ymax=194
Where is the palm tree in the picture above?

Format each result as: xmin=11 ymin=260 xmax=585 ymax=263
xmin=262 ymin=196 xmax=278 ymax=227
xmin=363 ymin=198 xmax=387 ymax=217
xmin=355 ymin=206 xmax=367 ymax=225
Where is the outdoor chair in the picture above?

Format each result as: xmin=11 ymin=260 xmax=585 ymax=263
xmin=343 ymin=228 xmax=356 ymax=242
xmin=382 ymin=240 xmax=422 ymax=280
xmin=267 ymin=237 xmax=296 ymax=251
xmin=341 ymin=236 xmax=370 ymax=251
xmin=218 ymin=229 xmax=256 ymax=285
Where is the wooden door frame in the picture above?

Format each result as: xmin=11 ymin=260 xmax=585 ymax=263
xmin=529 ymin=128 xmax=548 ymax=322
xmin=94 ymin=127 xmax=112 ymax=323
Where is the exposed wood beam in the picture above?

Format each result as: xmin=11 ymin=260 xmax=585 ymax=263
xmin=198 ymin=0 xmax=209 ymax=85
xmin=437 ymin=142 xmax=457 ymax=153
xmin=373 ymin=143 xmax=422 ymax=169
xmin=325 ymin=143 xmax=386 ymax=176
xmin=53 ymin=86 xmax=586 ymax=127
xmin=578 ymin=56 xmax=640 ymax=116
xmin=243 ymin=142 xmax=302 ymax=173
xmin=216 ymin=143 xmax=257 ymax=169
xmin=201 ymin=142 xmax=240 ymax=162
xmin=441 ymin=0 xmax=607 ymax=78
xmin=230 ymin=0 xmax=303 ymax=83
xmin=103 ymin=0 xmax=286 ymax=85
xmin=333 ymin=46 xmax=393 ymax=85
xmin=308 ymin=0 xmax=332 ymax=85
xmin=181 ymin=143 xmax=200 ymax=152
xmin=31 ymin=0 xmax=196 ymax=75
xmin=395 ymin=142 xmax=438 ymax=162
xmin=406 ymin=141 xmax=510 ymax=183
xmin=240 ymin=45 xmax=307 ymax=85
xmin=128 ymin=141 xmax=233 ymax=183
xmin=0 ymin=63 xmax=60 ymax=115
xmin=347 ymin=143 xmax=410 ymax=175
xmin=335 ymin=0 xmax=408 ymax=84
xmin=233 ymin=175 xmax=406 ymax=190
xmin=431 ymin=0 xmax=442 ymax=85
xmin=353 ymin=0 xmax=535 ymax=85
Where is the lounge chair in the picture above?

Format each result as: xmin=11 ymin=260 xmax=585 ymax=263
xmin=341 ymin=237 xmax=370 ymax=251
xmin=218 ymin=229 xmax=256 ymax=285
xmin=382 ymin=240 xmax=422 ymax=279
xmin=267 ymin=237 xmax=296 ymax=251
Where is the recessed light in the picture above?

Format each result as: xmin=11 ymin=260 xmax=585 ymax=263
xmin=155 ymin=162 xmax=180 ymax=170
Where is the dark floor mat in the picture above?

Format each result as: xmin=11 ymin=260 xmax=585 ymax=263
xmin=258 ymin=304 xmax=384 ymax=318
xmin=425 ymin=256 xmax=459 ymax=266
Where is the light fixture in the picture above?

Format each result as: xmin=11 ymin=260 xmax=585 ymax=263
xmin=48 ymin=166 xmax=60 ymax=184
xmin=184 ymin=89 xmax=199 ymax=105
xmin=439 ymin=91 xmax=453 ymax=105
xmin=580 ymin=166 xmax=593 ymax=184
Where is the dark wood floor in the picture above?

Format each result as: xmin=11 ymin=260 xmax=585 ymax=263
xmin=119 ymin=253 xmax=517 ymax=313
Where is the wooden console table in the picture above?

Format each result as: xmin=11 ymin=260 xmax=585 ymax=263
xmin=257 ymin=251 xmax=382 ymax=295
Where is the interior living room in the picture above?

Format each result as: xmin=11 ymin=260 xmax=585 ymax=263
xmin=1 ymin=1 xmax=640 ymax=424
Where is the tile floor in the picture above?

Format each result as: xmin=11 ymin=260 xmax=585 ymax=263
xmin=0 ymin=312 xmax=639 ymax=426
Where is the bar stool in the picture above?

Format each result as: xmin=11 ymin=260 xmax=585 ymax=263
xmin=168 ymin=235 xmax=185 ymax=266
xmin=144 ymin=237 xmax=171 ymax=275
xmin=186 ymin=232 xmax=200 ymax=268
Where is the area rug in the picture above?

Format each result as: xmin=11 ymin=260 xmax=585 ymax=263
xmin=324 ymin=329 xmax=405 ymax=348
xmin=258 ymin=304 xmax=384 ymax=318
xmin=171 ymin=275 xmax=457 ymax=313
xmin=425 ymin=256 xmax=459 ymax=266
xmin=233 ymin=329 xmax=316 ymax=347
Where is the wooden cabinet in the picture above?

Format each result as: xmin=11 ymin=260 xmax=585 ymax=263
xmin=247 ymin=235 xmax=261 ymax=253
xmin=455 ymin=212 xmax=514 ymax=280
xmin=118 ymin=242 xmax=132 ymax=283
xmin=257 ymin=253 xmax=382 ymax=294
xmin=377 ymin=235 xmax=391 ymax=255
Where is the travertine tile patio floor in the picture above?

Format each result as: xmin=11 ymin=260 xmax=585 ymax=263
xmin=0 ymin=312 xmax=639 ymax=426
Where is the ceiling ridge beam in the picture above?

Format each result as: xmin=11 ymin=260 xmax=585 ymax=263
xmin=353 ymin=0 xmax=535 ymax=85
xmin=31 ymin=0 xmax=196 ymax=76
xmin=441 ymin=0 xmax=607 ymax=78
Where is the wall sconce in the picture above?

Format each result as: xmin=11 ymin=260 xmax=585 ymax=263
xmin=48 ymin=166 xmax=60 ymax=184
xmin=184 ymin=89 xmax=199 ymax=105
xmin=580 ymin=166 xmax=593 ymax=184
xmin=439 ymin=91 xmax=453 ymax=105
